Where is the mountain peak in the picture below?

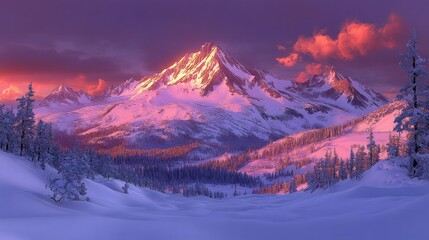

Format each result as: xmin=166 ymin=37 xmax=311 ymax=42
xmin=136 ymin=42 xmax=260 ymax=96
xmin=201 ymin=42 xmax=218 ymax=52
xmin=41 ymin=85 xmax=92 ymax=106
xmin=103 ymin=78 xmax=138 ymax=97
xmin=199 ymin=42 xmax=227 ymax=62
xmin=325 ymin=66 xmax=346 ymax=83
xmin=294 ymin=67 xmax=388 ymax=109
xmin=52 ymin=84 xmax=74 ymax=94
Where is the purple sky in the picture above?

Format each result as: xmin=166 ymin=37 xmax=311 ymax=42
xmin=0 ymin=0 xmax=428 ymax=99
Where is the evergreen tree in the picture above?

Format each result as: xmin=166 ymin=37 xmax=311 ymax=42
xmin=387 ymin=132 xmax=400 ymax=159
xmin=367 ymin=128 xmax=380 ymax=167
xmin=97 ymin=154 xmax=115 ymax=179
xmin=15 ymin=83 xmax=36 ymax=156
xmin=48 ymin=151 xmax=88 ymax=202
xmin=322 ymin=160 xmax=329 ymax=187
xmin=305 ymin=172 xmax=316 ymax=192
xmin=394 ymin=31 xmax=429 ymax=176
xmin=233 ymin=184 xmax=239 ymax=196
xmin=76 ymin=149 xmax=91 ymax=178
xmin=332 ymin=149 xmax=339 ymax=181
xmin=339 ymin=160 xmax=348 ymax=180
xmin=48 ymin=144 xmax=62 ymax=170
xmin=289 ymin=177 xmax=297 ymax=193
xmin=34 ymin=120 xmax=54 ymax=169
xmin=349 ymin=148 xmax=356 ymax=179
xmin=355 ymin=146 xmax=367 ymax=178
xmin=307 ymin=155 xmax=335 ymax=191
xmin=0 ymin=105 xmax=16 ymax=151
xmin=0 ymin=105 xmax=6 ymax=149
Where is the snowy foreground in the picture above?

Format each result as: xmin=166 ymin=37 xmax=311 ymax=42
xmin=1 ymin=151 xmax=429 ymax=240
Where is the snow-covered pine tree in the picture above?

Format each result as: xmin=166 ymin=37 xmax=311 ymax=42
xmin=48 ymin=144 xmax=62 ymax=170
xmin=233 ymin=184 xmax=241 ymax=196
xmin=355 ymin=145 xmax=367 ymax=178
xmin=305 ymin=172 xmax=316 ymax=192
xmin=376 ymin=144 xmax=381 ymax=162
xmin=84 ymin=150 xmax=98 ymax=180
xmin=34 ymin=120 xmax=54 ymax=170
xmin=320 ymin=157 xmax=332 ymax=188
xmin=48 ymin=150 xmax=88 ymax=202
xmin=98 ymin=154 xmax=115 ymax=179
xmin=339 ymin=160 xmax=348 ymax=180
xmin=0 ymin=105 xmax=5 ymax=148
xmin=387 ymin=132 xmax=400 ymax=159
xmin=0 ymin=105 xmax=10 ymax=150
xmin=3 ymin=107 xmax=17 ymax=152
xmin=332 ymin=149 xmax=339 ymax=181
xmin=76 ymin=149 xmax=91 ymax=178
xmin=349 ymin=148 xmax=356 ymax=179
xmin=15 ymin=83 xmax=36 ymax=156
xmin=367 ymin=128 xmax=380 ymax=167
xmin=394 ymin=31 xmax=429 ymax=176
xmin=289 ymin=177 xmax=297 ymax=193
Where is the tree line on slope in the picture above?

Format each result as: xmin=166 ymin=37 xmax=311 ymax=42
xmin=253 ymin=128 xmax=406 ymax=193
xmin=0 ymin=83 xmax=55 ymax=170
xmin=204 ymin=117 xmax=364 ymax=172
xmin=305 ymin=131 xmax=382 ymax=192
xmin=0 ymin=85 xmax=116 ymax=201
xmin=0 ymin=85 xmax=260 ymax=201
xmin=257 ymin=31 xmax=429 ymax=193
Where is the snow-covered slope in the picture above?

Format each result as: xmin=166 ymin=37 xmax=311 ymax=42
xmin=1 ymin=151 xmax=429 ymax=240
xmin=235 ymin=101 xmax=406 ymax=176
xmin=36 ymin=85 xmax=94 ymax=117
xmin=35 ymin=43 xmax=388 ymax=157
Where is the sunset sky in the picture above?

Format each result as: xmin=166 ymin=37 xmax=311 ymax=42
xmin=0 ymin=0 xmax=428 ymax=102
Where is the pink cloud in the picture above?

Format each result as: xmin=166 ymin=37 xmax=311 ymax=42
xmin=0 ymin=84 xmax=23 ymax=102
xmin=277 ymin=53 xmax=300 ymax=67
xmin=295 ymin=63 xmax=325 ymax=83
xmin=86 ymin=79 xmax=110 ymax=96
xmin=278 ymin=13 xmax=406 ymax=66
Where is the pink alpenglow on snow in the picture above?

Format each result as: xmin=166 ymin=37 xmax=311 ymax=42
xmin=1 ymin=2 xmax=429 ymax=240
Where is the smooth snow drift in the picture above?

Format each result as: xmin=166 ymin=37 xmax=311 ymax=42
xmin=1 ymin=151 xmax=429 ymax=240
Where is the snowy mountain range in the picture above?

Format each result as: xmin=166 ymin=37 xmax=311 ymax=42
xmin=35 ymin=42 xmax=388 ymax=158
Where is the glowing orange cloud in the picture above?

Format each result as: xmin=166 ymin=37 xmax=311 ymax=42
xmin=277 ymin=13 xmax=406 ymax=67
xmin=295 ymin=63 xmax=325 ymax=83
xmin=0 ymin=84 xmax=22 ymax=101
xmin=293 ymin=34 xmax=338 ymax=60
xmin=2 ymin=84 xmax=21 ymax=96
xmin=277 ymin=53 xmax=300 ymax=67
xmin=87 ymin=79 xmax=109 ymax=96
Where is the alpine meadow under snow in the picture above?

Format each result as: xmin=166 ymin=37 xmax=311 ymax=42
xmin=1 ymin=20 xmax=429 ymax=240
